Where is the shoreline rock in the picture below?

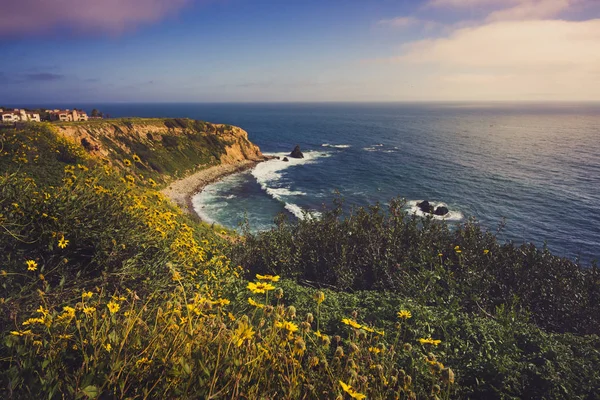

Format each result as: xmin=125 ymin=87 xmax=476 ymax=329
xmin=289 ymin=145 xmax=304 ymax=159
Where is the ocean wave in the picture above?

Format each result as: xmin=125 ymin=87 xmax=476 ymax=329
xmin=322 ymin=143 xmax=351 ymax=149
xmin=252 ymin=151 xmax=329 ymax=219
xmin=407 ymin=200 xmax=464 ymax=221
xmin=363 ymin=144 xmax=397 ymax=153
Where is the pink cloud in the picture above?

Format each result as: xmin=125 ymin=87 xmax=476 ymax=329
xmin=0 ymin=0 xmax=194 ymax=36
xmin=378 ymin=16 xmax=442 ymax=31
xmin=486 ymin=0 xmax=571 ymax=21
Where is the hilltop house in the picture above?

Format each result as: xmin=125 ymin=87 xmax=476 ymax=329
xmin=1 ymin=109 xmax=40 ymax=122
xmin=47 ymin=109 xmax=89 ymax=122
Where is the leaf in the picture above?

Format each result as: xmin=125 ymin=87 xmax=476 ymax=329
xmin=81 ymin=385 xmax=99 ymax=399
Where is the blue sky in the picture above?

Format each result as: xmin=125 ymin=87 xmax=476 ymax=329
xmin=1 ymin=0 xmax=600 ymax=103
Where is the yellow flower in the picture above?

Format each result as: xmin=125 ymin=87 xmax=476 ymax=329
xmin=58 ymin=334 xmax=73 ymax=340
xmin=172 ymin=271 xmax=182 ymax=281
xmin=136 ymin=357 xmax=153 ymax=367
xmin=82 ymin=291 xmax=94 ymax=299
xmin=314 ymin=330 xmax=323 ymax=338
xmin=369 ymin=346 xmax=382 ymax=354
xmin=83 ymin=306 xmax=96 ymax=316
xmin=123 ymin=159 xmax=132 ymax=167
xmin=62 ymin=306 xmax=76 ymax=318
xmin=256 ymin=273 xmax=280 ymax=282
xmin=248 ymin=297 xmax=265 ymax=308
xmin=132 ymin=154 xmax=141 ymax=163
xmin=483 ymin=249 xmax=490 ymax=255
xmin=419 ymin=337 xmax=442 ymax=346
xmin=36 ymin=305 xmax=49 ymax=317
xmin=103 ymin=343 xmax=112 ymax=352
xmin=58 ymin=236 xmax=69 ymax=249
xmin=341 ymin=318 xmax=362 ymax=329
xmin=339 ymin=380 xmax=366 ymax=400
xmin=247 ymin=281 xmax=275 ymax=294
xmin=314 ymin=291 xmax=325 ymax=305
xmin=233 ymin=319 xmax=255 ymax=347
xmin=362 ymin=325 xmax=374 ymax=333
xmin=397 ymin=310 xmax=412 ymax=320
xmin=25 ymin=260 xmax=38 ymax=271
xmin=107 ymin=301 xmax=120 ymax=314
xmin=454 ymin=245 xmax=462 ymax=254
xmin=275 ymin=320 xmax=299 ymax=333
xmin=214 ymin=298 xmax=230 ymax=306
xmin=10 ymin=330 xmax=33 ymax=336
xmin=22 ymin=317 xmax=45 ymax=326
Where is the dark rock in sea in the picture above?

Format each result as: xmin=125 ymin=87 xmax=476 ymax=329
xmin=417 ymin=200 xmax=434 ymax=214
xmin=434 ymin=206 xmax=449 ymax=216
xmin=276 ymin=156 xmax=281 ymax=160
xmin=289 ymin=145 xmax=304 ymax=159
xmin=282 ymin=157 xmax=289 ymax=162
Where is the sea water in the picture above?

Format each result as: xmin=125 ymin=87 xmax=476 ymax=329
xmin=78 ymin=102 xmax=600 ymax=263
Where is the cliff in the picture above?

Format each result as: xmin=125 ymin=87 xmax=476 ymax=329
xmin=53 ymin=118 xmax=265 ymax=183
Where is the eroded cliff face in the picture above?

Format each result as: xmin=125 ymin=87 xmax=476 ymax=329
xmin=216 ymin=125 xmax=264 ymax=164
xmin=53 ymin=118 xmax=264 ymax=167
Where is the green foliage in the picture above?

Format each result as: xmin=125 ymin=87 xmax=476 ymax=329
xmin=270 ymin=280 xmax=600 ymax=400
xmin=231 ymin=199 xmax=600 ymax=336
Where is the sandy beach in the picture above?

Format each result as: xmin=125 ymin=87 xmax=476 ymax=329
xmin=161 ymin=159 xmax=266 ymax=217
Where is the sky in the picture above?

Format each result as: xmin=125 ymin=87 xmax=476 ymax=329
xmin=1 ymin=0 xmax=600 ymax=103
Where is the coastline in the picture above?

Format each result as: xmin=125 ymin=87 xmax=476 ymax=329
xmin=161 ymin=158 xmax=270 ymax=218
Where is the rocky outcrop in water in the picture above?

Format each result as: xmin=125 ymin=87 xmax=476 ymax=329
xmin=433 ymin=206 xmax=449 ymax=216
xmin=417 ymin=201 xmax=449 ymax=216
xmin=289 ymin=145 xmax=304 ymax=159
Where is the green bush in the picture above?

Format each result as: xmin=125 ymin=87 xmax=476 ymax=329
xmin=231 ymin=199 xmax=600 ymax=336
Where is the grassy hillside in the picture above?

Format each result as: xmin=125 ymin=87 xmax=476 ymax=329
xmin=1 ymin=122 xmax=598 ymax=399
xmin=53 ymin=117 xmax=263 ymax=185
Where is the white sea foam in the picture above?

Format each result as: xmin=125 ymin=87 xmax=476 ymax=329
xmin=407 ymin=200 xmax=464 ymax=221
xmin=251 ymin=151 xmax=329 ymax=219
xmin=363 ymin=147 xmax=377 ymax=152
xmin=322 ymin=143 xmax=351 ymax=149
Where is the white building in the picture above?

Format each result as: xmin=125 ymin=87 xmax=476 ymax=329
xmin=49 ymin=109 xmax=88 ymax=122
xmin=0 ymin=109 xmax=41 ymax=122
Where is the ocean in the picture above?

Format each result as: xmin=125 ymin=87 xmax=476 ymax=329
xmin=89 ymin=103 xmax=600 ymax=264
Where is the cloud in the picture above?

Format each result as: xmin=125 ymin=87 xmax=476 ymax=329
xmin=426 ymin=0 xmax=593 ymax=21
xmin=0 ymin=0 xmax=193 ymax=36
xmin=25 ymin=73 xmax=65 ymax=81
xmin=486 ymin=0 xmax=571 ymax=21
xmin=394 ymin=19 xmax=600 ymax=100
xmin=399 ymin=19 xmax=600 ymax=68
xmin=378 ymin=16 xmax=441 ymax=31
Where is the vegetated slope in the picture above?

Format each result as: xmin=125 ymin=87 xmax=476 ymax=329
xmin=1 ymin=122 xmax=460 ymax=399
xmin=53 ymin=118 xmax=264 ymax=184
xmin=231 ymin=197 xmax=600 ymax=398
